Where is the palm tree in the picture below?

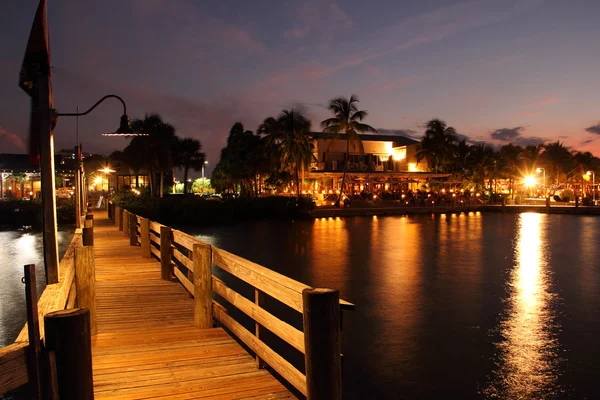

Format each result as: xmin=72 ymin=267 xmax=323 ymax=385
xmin=320 ymin=95 xmax=377 ymax=204
xmin=540 ymin=141 xmax=572 ymax=184
xmin=177 ymin=138 xmax=206 ymax=194
xmin=519 ymin=144 xmax=542 ymax=172
xmin=125 ymin=113 xmax=178 ymax=197
xmin=499 ymin=144 xmax=523 ymax=199
xmin=416 ymin=119 xmax=457 ymax=173
xmin=260 ymin=109 xmax=314 ymax=199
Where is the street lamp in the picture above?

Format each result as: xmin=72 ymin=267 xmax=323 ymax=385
xmin=587 ymin=171 xmax=595 ymax=205
xmin=202 ymin=161 xmax=208 ymax=194
xmin=536 ymin=167 xmax=546 ymax=197
xmin=54 ymin=95 xmax=147 ymax=137
xmin=97 ymin=166 xmax=115 ymax=192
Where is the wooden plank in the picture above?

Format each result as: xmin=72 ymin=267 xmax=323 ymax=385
xmin=75 ymin=246 xmax=98 ymax=336
xmin=212 ymin=248 xmax=355 ymax=312
xmin=24 ymin=264 xmax=42 ymax=399
xmin=193 ymin=243 xmax=213 ymax=329
xmin=173 ymin=267 xmax=194 ymax=295
xmin=66 ymin=281 xmax=77 ymax=309
xmin=149 ymin=220 xmax=164 ymax=234
xmin=140 ymin=218 xmax=151 ymax=258
xmin=15 ymin=233 xmax=81 ymax=343
xmin=255 ymin=289 xmax=265 ymax=369
xmin=172 ymin=229 xmax=206 ymax=252
xmin=213 ymin=305 xmax=307 ymax=396
xmin=212 ymin=277 xmax=304 ymax=354
xmin=172 ymin=247 xmax=193 ymax=271
xmin=212 ymin=248 xmax=304 ymax=314
xmin=151 ymin=246 xmax=161 ymax=259
xmin=150 ymin=232 xmax=160 ymax=245
xmin=0 ymin=343 xmax=28 ymax=394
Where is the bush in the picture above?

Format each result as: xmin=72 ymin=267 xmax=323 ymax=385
xmin=110 ymin=192 xmax=308 ymax=227
xmin=0 ymin=198 xmax=75 ymax=229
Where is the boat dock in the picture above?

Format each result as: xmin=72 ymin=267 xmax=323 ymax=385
xmin=1 ymin=208 xmax=354 ymax=399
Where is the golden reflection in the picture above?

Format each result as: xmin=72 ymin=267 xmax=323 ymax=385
xmin=309 ymin=216 xmax=349 ymax=292
xmin=485 ymin=213 xmax=561 ymax=398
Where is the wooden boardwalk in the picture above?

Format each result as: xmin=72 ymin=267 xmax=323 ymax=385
xmin=91 ymin=211 xmax=294 ymax=399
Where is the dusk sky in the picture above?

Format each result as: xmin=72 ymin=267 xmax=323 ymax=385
xmin=1 ymin=0 xmax=600 ymax=175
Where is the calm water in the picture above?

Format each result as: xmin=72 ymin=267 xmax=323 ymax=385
xmin=0 ymin=229 xmax=73 ymax=347
xmin=189 ymin=212 xmax=600 ymax=399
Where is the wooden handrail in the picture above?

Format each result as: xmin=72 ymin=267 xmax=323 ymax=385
xmin=127 ymin=209 xmax=354 ymax=398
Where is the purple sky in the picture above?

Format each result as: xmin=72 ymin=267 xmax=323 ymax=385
xmin=1 ymin=0 xmax=600 ymax=176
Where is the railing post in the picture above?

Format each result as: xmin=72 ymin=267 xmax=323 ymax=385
xmin=118 ymin=207 xmax=124 ymax=231
xmin=546 ymin=196 xmax=551 ymax=213
xmin=107 ymin=201 xmax=112 ymax=220
xmin=302 ymin=288 xmax=342 ymax=400
xmin=75 ymin=246 xmax=97 ymax=336
xmin=123 ymin=210 xmax=130 ymax=237
xmin=44 ymin=308 xmax=94 ymax=400
xmin=82 ymin=215 xmax=93 ymax=246
xmin=160 ymin=226 xmax=172 ymax=280
xmin=24 ymin=264 xmax=42 ymax=399
xmin=129 ymin=213 xmax=138 ymax=246
xmin=114 ymin=205 xmax=121 ymax=227
xmin=140 ymin=217 xmax=151 ymax=258
xmin=193 ymin=243 xmax=213 ymax=329
xmin=255 ymin=289 xmax=265 ymax=369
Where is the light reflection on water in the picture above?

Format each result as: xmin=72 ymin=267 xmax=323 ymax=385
xmin=484 ymin=213 xmax=562 ymax=398
xmin=189 ymin=213 xmax=599 ymax=399
xmin=0 ymin=230 xmax=72 ymax=347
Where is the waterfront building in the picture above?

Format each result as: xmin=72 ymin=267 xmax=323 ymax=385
xmin=306 ymin=132 xmax=451 ymax=194
xmin=0 ymin=153 xmax=76 ymax=199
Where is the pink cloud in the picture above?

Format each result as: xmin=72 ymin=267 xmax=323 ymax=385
xmin=0 ymin=127 xmax=25 ymax=151
xmin=510 ymin=111 xmax=542 ymax=118
xmin=282 ymin=2 xmax=353 ymax=40
xmin=524 ymin=96 xmax=559 ymax=108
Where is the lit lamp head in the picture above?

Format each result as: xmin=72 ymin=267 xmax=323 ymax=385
xmin=101 ymin=114 xmax=148 ymax=137
xmin=586 ymin=171 xmax=593 ymax=176
xmin=536 ymin=168 xmax=543 ymax=173
xmin=524 ymin=176 xmax=536 ymax=187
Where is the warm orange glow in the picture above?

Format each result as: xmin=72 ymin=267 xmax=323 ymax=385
xmin=524 ymin=176 xmax=536 ymax=187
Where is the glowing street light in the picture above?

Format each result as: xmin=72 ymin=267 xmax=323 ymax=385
xmin=536 ymin=167 xmax=546 ymax=197
xmin=524 ymin=176 xmax=536 ymax=187
xmin=587 ymin=171 xmax=595 ymax=205
xmin=202 ymin=160 xmax=209 ymax=194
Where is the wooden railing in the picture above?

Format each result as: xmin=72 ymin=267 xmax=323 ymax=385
xmin=1 ymin=213 xmax=98 ymax=399
xmin=112 ymin=203 xmax=354 ymax=399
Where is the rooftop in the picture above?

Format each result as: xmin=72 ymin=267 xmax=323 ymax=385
xmin=308 ymin=132 xmax=419 ymax=146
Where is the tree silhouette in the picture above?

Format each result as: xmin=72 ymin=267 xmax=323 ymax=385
xmin=320 ymin=95 xmax=377 ymax=204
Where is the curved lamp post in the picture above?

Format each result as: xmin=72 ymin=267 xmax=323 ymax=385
xmin=536 ymin=167 xmax=545 ymax=197
xmin=54 ymin=95 xmax=147 ymax=136
xmin=587 ymin=171 xmax=595 ymax=205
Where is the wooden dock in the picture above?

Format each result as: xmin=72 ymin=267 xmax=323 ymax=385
xmin=1 ymin=206 xmax=353 ymax=400
xmin=91 ymin=211 xmax=295 ymax=399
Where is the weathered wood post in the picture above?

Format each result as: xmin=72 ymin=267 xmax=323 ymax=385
xmin=24 ymin=265 xmax=42 ymax=399
xmin=546 ymin=196 xmax=551 ymax=213
xmin=302 ymin=288 xmax=342 ymax=400
xmin=118 ymin=207 xmax=124 ymax=231
xmin=140 ymin=217 xmax=151 ymax=258
xmin=160 ymin=226 xmax=172 ymax=280
xmin=75 ymin=246 xmax=97 ymax=336
xmin=123 ymin=210 xmax=130 ymax=237
xmin=44 ymin=308 xmax=94 ymax=400
xmin=193 ymin=243 xmax=213 ymax=329
xmin=107 ymin=201 xmax=112 ymax=220
xmin=129 ymin=213 xmax=138 ymax=246
xmin=114 ymin=205 xmax=121 ymax=227
xmin=82 ymin=214 xmax=93 ymax=247
xmin=255 ymin=289 xmax=265 ymax=369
